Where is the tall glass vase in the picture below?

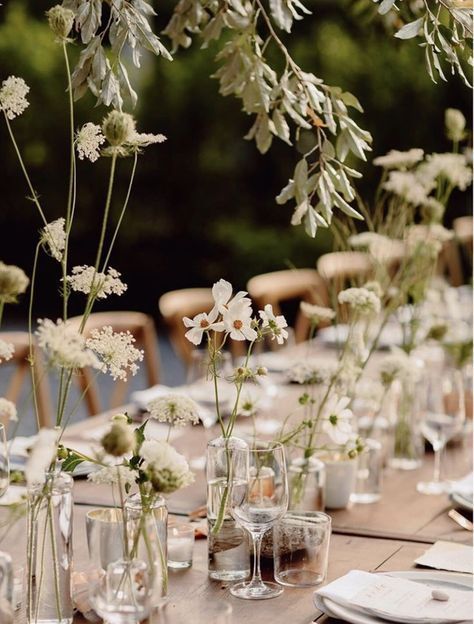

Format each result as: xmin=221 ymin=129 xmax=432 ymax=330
xmin=26 ymin=471 xmax=73 ymax=624
xmin=124 ymin=492 xmax=168 ymax=607
xmin=389 ymin=378 xmax=423 ymax=470
xmin=206 ymin=436 xmax=250 ymax=581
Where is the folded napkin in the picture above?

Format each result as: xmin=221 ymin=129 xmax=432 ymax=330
xmin=415 ymin=541 xmax=473 ymax=574
xmin=449 ymin=473 xmax=473 ymax=500
xmin=314 ymin=570 xmax=472 ymax=624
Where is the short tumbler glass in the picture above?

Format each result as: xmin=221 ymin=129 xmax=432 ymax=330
xmin=167 ymin=523 xmax=194 ymax=569
xmin=273 ymin=511 xmax=331 ymax=587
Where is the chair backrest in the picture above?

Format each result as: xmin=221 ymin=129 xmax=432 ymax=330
xmin=453 ymin=216 xmax=473 ymax=280
xmin=159 ymin=288 xmax=215 ymax=365
xmin=68 ymin=311 xmax=160 ymax=416
xmin=0 ymin=331 xmax=52 ymax=428
xmin=247 ymin=269 xmax=329 ymax=343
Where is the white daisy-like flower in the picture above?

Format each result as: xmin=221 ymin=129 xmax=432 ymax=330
xmin=147 ymin=394 xmax=200 ymax=427
xmin=300 ymin=302 xmax=336 ymax=324
xmin=36 ymin=318 xmax=101 ymax=369
xmin=383 ymin=171 xmax=432 ymax=206
xmin=183 ymin=311 xmax=220 ymax=346
xmin=211 ymin=279 xmax=250 ymax=315
xmin=76 ymin=123 xmax=106 ymax=162
xmin=0 ymin=76 xmax=30 ymax=120
xmin=338 ymin=287 xmax=381 ymax=316
xmin=65 ymin=266 xmax=127 ymax=299
xmin=140 ymin=439 xmax=194 ymax=494
xmin=25 ymin=428 xmax=59 ymax=486
xmin=418 ymin=153 xmax=473 ymax=191
xmin=88 ymin=464 xmax=136 ymax=487
xmin=259 ymin=304 xmax=288 ymax=345
xmin=373 ymin=148 xmax=424 ymax=170
xmin=0 ymin=398 xmax=17 ymax=422
xmin=221 ymin=299 xmax=257 ymax=341
xmin=40 ymin=218 xmax=66 ymax=262
xmin=379 ymin=348 xmax=423 ymax=386
xmin=237 ymin=393 xmax=259 ymax=417
xmin=322 ymin=395 xmax=354 ymax=445
xmin=86 ymin=326 xmax=144 ymax=381
xmin=0 ymin=340 xmax=14 ymax=363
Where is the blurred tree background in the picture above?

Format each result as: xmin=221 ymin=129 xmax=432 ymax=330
xmin=0 ymin=0 xmax=471 ymax=324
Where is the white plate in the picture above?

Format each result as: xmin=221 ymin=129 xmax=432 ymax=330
xmin=451 ymin=490 xmax=474 ymax=512
xmin=319 ymin=570 xmax=473 ymax=624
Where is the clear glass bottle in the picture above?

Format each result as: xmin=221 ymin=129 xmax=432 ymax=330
xmin=288 ymin=457 xmax=325 ymax=511
xmin=351 ymin=438 xmax=383 ymax=504
xmin=389 ymin=378 xmax=424 ymax=470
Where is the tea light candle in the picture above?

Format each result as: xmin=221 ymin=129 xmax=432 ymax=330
xmin=167 ymin=524 xmax=194 ymax=569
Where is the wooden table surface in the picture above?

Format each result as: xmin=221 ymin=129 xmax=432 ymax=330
xmin=3 ymin=345 xmax=473 ymax=623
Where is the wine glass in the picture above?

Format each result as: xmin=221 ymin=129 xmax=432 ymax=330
xmin=229 ymin=441 xmax=289 ymax=600
xmin=417 ymin=367 xmax=466 ymax=495
xmin=0 ymin=424 xmax=9 ymax=498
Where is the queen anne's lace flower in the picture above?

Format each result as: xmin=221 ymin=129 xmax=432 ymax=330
xmin=384 ymin=171 xmax=432 ymax=206
xmin=406 ymin=224 xmax=454 ymax=248
xmin=373 ymin=148 xmax=424 ymax=170
xmin=86 ymin=326 xmax=144 ymax=381
xmin=322 ymin=395 xmax=354 ymax=445
xmin=0 ymin=398 xmax=17 ymax=422
xmin=24 ymin=428 xmax=59 ymax=486
xmin=0 ymin=76 xmax=30 ymax=120
xmin=287 ymin=361 xmax=336 ymax=385
xmin=259 ymin=304 xmax=288 ymax=345
xmin=0 ymin=262 xmax=29 ymax=303
xmin=379 ymin=348 xmax=423 ymax=386
xmin=417 ymin=153 xmax=472 ymax=191
xmin=76 ymin=123 xmax=106 ymax=162
xmin=36 ymin=318 xmax=101 ymax=369
xmin=65 ymin=266 xmax=127 ymax=299
xmin=130 ymin=132 xmax=167 ymax=148
xmin=88 ymin=464 xmax=137 ymax=487
xmin=147 ymin=394 xmax=200 ymax=427
xmin=41 ymin=218 xmax=66 ymax=262
xmin=140 ymin=439 xmax=194 ymax=494
xmin=338 ymin=287 xmax=381 ymax=316
xmin=0 ymin=340 xmax=14 ymax=363
xmin=300 ymin=302 xmax=335 ymax=324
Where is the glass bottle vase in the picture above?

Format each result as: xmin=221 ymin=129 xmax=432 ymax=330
xmin=206 ymin=436 xmax=250 ymax=581
xmin=26 ymin=471 xmax=73 ymax=624
xmin=389 ymin=378 xmax=424 ymax=470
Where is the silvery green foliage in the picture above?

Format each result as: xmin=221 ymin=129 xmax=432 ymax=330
xmin=163 ymin=0 xmax=371 ymax=236
xmin=61 ymin=0 xmax=172 ymax=109
xmin=373 ymin=0 xmax=473 ymax=86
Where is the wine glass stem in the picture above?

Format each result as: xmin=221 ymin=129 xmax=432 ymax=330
xmin=249 ymin=531 xmax=264 ymax=587
xmin=433 ymin=443 xmax=443 ymax=483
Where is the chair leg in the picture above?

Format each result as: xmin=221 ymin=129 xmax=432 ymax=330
xmin=77 ymin=369 xmax=102 ymax=416
xmin=142 ymin=319 xmax=160 ymax=387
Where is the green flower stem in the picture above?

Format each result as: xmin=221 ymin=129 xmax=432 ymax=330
xmin=27 ymin=243 xmax=42 ymax=431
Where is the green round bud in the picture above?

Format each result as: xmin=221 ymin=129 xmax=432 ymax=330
xmin=112 ymin=413 xmax=129 ymax=424
xmin=102 ymin=111 xmax=136 ymax=146
xmin=445 ymin=108 xmax=466 ymax=143
xmin=46 ymin=5 xmax=75 ymax=40
xmin=101 ymin=421 xmax=135 ymax=457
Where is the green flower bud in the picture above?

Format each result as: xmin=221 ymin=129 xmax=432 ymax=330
xmin=102 ymin=111 xmax=136 ymax=147
xmin=57 ymin=445 xmax=68 ymax=460
xmin=445 ymin=108 xmax=466 ymax=143
xmin=0 ymin=262 xmax=29 ymax=304
xmin=101 ymin=421 xmax=135 ymax=457
xmin=46 ymin=5 xmax=75 ymax=41
xmin=112 ymin=413 xmax=129 ymax=424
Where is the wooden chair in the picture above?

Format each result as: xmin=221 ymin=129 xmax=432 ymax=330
xmin=247 ymin=269 xmax=330 ymax=343
xmin=0 ymin=331 xmax=52 ymax=428
xmin=453 ymin=215 xmax=473 ymax=280
xmin=69 ymin=312 xmax=160 ymax=416
xmin=159 ymin=288 xmax=215 ymax=365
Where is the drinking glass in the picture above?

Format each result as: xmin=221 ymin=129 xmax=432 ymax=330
xmin=229 ymin=441 xmax=289 ymax=600
xmin=167 ymin=523 xmax=194 ymax=569
xmin=0 ymin=425 xmax=9 ymax=498
xmin=417 ymin=367 xmax=466 ymax=495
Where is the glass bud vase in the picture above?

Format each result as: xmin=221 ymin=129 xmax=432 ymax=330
xmin=26 ymin=471 xmax=73 ymax=624
xmin=206 ymin=436 xmax=250 ymax=581
xmin=288 ymin=457 xmax=325 ymax=511
xmin=124 ymin=493 xmax=168 ymax=608
xmin=389 ymin=378 xmax=424 ymax=470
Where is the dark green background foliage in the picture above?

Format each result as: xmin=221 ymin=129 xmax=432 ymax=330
xmin=0 ymin=0 xmax=471 ymax=321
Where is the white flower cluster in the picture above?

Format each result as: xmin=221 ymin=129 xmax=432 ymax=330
xmin=407 ymin=224 xmax=454 ymax=245
xmin=65 ymin=266 xmax=127 ymax=299
xmin=76 ymin=123 xmax=106 ymax=162
xmin=300 ymin=302 xmax=336 ymax=324
xmin=373 ymin=148 xmax=424 ymax=170
xmin=183 ymin=279 xmax=288 ymax=346
xmin=147 ymin=394 xmax=200 ymax=427
xmin=24 ymin=428 xmax=59 ymax=486
xmin=287 ymin=360 xmax=336 ymax=385
xmin=321 ymin=395 xmax=354 ymax=445
xmin=0 ymin=76 xmax=30 ymax=120
xmin=131 ymin=132 xmax=167 ymax=148
xmin=379 ymin=348 xmax=423 ymax=386
xmin=417 ymin=153 xmax=472 ymax=192
xmin=140 ymin=439 xmax=194 ymax=494
xmin=383 ymin=171 xmax=432 ymax=206
xmin=86 ymin=326 xmax=144 ymax=381
xmin=36 ymin=318 xmax=100 ymax=370
xmin=41 ymin=218 xmax=66 ymax=262
xmin=338 ymin=287 xmax=381 ymax=316
xmin=88 ymin=464 xmax=136 ymax=487
xmin=0 ymin=398 xmax=17 ymax=422
xmin=0 ymin=340 xmax=14 ymax=363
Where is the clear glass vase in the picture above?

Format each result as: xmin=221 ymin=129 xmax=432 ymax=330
xmin=26 ymin=471 xmax=73 ymax=624
xmin=206 ymin=436 xmax=250 ymax=581
xmin=124 ymin=492 xmax=168 ymax=607
xmin=350 ymin=438 xmax=383 ymax=504
xmin=389 ymin=378 xmax=424 ymax=470
xmin=288 ymin=457 xmax=325 ymax=511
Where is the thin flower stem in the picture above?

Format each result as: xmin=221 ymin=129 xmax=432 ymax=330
xmin=2 ymin=110 xmax=48 ymax=226
xmin=0 ymin=301 xmax=4 ymax=327
xmin=28 ymin=243 xmax=42 ymax=432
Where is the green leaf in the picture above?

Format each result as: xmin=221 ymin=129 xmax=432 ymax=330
xmin=62 ymin=453 xmax=85 ymax=474
xmin=395 ymin=18 xmax=423 ymax=40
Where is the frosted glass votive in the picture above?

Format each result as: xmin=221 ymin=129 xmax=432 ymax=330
xmin=167 ymin=524 xmax=195 ymax=569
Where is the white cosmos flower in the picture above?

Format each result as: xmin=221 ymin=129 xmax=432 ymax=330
xmin=0 ymin=340 xmax=14 ymax=363
xmin=86 ymin=326 xmax=144 ymax=381
xmin=183 ymin=310 xmax=220 ymax=345
xmin=221 ymin=299 xmax=257 ymax=341
xmin=25 ymin=428 xmax=59 ymax=486
xmin=76 ymin=123 xmax=106 ymax=162
xmin=147 ymin=394 xmax=200 ymax=427
xmin=373 ymin=148 xmax=424 ymax=170
xmin=0 ymin=76 xmax=30 ymax=120
xmin=211 ymin=279 xmax=250 ymax=314
xmin=36 ymin=318 xmax=101 ymax=370
xmin=65 ymin=266 xmax=127 ymax=299
xmin=322 ymin=395 xmax=354 ymax=445
xmin=338 ymin=287 xmax=381 ymax=316
xmin=259 ymin=304 xmax=288 ymax=345
xmin=300 ymin=302 xmax=336 ymax=324
xmin=41 ymin=218 xmax=66 ymax=262
xmin=88 ymin=464 xmax=136 ymax=487
xmin=0 ymin=398 xmax=17 ymax=422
